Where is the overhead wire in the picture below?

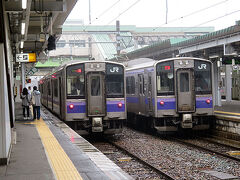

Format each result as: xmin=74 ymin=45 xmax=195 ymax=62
xmin=107 ymin=0 xmax=142 ymax=25
xmin=92 ymin=0 xmax=121 ymax=24
xmin=187 ymin=9 xmax=240 ymax=31
xmin=153 ymin=0 xmax=230 ymax=31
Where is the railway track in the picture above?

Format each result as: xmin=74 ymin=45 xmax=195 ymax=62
xmin=89 ymin=137 xmax=172 ymax=180
xmin=105 ymin=127 xmax=240 ymax=179
xmin=105 ymin=138 xmax=175 ymax=180
xmin=169 ymin=136 xmax=240 ymax=162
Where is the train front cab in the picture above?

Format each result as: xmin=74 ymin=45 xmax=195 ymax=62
xmin=155 ymin=59 xmax=214 ymax=132
xmin=66 ymin=62 xmax=126 ymax=134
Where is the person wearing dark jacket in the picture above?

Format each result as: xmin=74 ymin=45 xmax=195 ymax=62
xmin=32 ymin=86 xmax=41 ymax=120
xmin=21 ymin=87 xmax=31 ymax=119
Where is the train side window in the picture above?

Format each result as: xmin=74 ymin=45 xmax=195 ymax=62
xmin=53 ymin=79 xmax=58 ymax=97
xmin=138 ymin=75 xmax=143 ymax=94
xmin=180 ymin=73 xmax=189 ymax=92
xmin=48 ymin=81 xmax=51 ymax=96
xmin=126 ymin=76 xmax=135 ymax=94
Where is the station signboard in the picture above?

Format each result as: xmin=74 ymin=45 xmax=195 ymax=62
xmin=16 ymin=53 xmax=36 ymax=62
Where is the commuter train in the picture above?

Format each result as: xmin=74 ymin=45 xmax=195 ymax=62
xmin=39 ymin=61 xmax=126 ymax=135
xmin=125 ymin=57 xmax=214 ymax=133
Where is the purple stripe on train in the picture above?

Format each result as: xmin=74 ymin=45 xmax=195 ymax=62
xmin=157 ymin=97 xmax=212 ymax=110
xmin=157 ymin=98 xmax=176 ymax=110
xmin=67 ymin=101 xmax=125 ymax=113
xmin=196 ymin=97 xmax=212 ymax=108
xmin=107 ymin=100 xmax=125 ymax=112
xmin=67 ymin=102 xmax=86 ymax=113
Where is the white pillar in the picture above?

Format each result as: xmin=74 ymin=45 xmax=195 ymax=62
xmin=0 ymin=44 xmax=11 ymax=165
xmin=212 ymin=59 xmax=221 ymax=106
xmin=21 ymin=62 xmax=25 ymax=88
xmin=225 ymin=64 xmax=232 ymax=102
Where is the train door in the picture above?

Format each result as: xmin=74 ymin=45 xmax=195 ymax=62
xmin=176 ymin=69 xmax=195 ymax=112
xmin=59 ymin=77 xmax=62 ymax=117
xmin=87 ymin=73 xmax=106 ymax=116
xmin=138 ymin=74 xmax=145 ymax=114
xmin=147 ymin=73 xmax=153 ymax=113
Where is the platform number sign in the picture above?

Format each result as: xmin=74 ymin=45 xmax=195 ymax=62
xmin=16 ymin=54 xmax=28 ymax=62
xmin=16 ymin=53 xmax=36 ymax=62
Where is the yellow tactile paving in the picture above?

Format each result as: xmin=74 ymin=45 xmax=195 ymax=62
xmin=214 ymin=110 xmax=240 ymax=116
xmin=227 ymin=151 xmax=240 ymax=155
xmin=34 ymin=118 xmax=83 ymax=180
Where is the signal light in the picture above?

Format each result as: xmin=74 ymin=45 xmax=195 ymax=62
xmin=160 ymin=101 xmax=164 ymax=106
xmin=117 ymin=103 xmax=123 ymax=108
xmin=206 ymin=99 xmax=211 ymax=104
xmin=69 ymin=104 xmax=74 ymax=109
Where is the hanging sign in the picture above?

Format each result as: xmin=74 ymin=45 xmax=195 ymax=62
xmin=16 ymin=53 xmax=36 ymax=62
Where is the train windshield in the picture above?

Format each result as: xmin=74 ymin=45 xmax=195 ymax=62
xmin=156 ymin=61 xmax=174 ymax=95
xmin=194 ymin=60 xmax=212 ymax=94
xmin=106 ymin=63 xmax=124 ymax=97
xmin=66 ymin=64 xmax=85 ymax=98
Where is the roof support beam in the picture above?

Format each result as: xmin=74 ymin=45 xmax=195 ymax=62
xmin=5 ymin=0 xmax=65 ymax=12
xmin=179 ymin=32 xmax=240 ymax=54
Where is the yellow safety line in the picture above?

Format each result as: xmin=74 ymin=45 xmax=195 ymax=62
xmin=214 ymin=110 xmax=240 ymax=116
xmin=35 ymin=118 xmax=83 ymax=180
xmin=227 ymin=151 xmax=240 ymax=155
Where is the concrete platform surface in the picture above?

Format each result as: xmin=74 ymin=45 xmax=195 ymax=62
xmin=0 ymin=103 xmax=132 ymax=180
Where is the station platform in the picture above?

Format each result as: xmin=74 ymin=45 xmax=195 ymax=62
xmin=0 ymin=103 xmax=132 ymax=180
xmin=214 ymin=100 xmax=240 ymax=120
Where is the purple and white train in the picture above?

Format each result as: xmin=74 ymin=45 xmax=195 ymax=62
xmin=125 ymin=57 xmax=214 ymax=133
xmin=39 ymin=61 xmax=126 ymax=135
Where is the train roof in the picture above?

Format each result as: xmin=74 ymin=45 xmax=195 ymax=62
xmin=40 ymin=60 xmax=125 ymax=80
xmin=125 ymin=57 xmax=212 ymax=71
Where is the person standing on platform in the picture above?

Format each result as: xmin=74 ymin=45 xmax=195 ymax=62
xmin=21 ymin=87 xmax=31 ymax=119
xmin=32 ymin=86 xmax=41 ymax=120
xmin=28 ymin=86 xmax=32 ymax=102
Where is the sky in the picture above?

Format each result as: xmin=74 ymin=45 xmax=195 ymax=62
xmin=67 ymin=0 xmax=240 ymax=31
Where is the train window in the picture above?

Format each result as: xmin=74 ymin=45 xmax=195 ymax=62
xmin=106 ymin=63 xmax=124 ymax=97
xmin=126 ymin=76 xmax=135 ymax=94
xmin=53 ymin=79 xmax=58 ymax=97
xmin=91 ymin=76 xmax=100 ymax=96
xmin=66 ymin=64 xmax=85 ymax=98
xmin=139 ymin=75 xmax=142 ymax=94
xmin=156 ymin=61 xmax=174 ymax=95
xmin=194 ymin=60 xmax=212 ymax=94
xmin=180 ymin=73 xmax=189 ymax=92
xmin=48 ymin=81 xmax=51 ymax=96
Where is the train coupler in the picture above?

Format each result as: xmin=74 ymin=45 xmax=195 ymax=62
xmin=181 ymin=114 xmax=193 ymax=128
xmin=92 ymin=117 xmax=103 ymax=132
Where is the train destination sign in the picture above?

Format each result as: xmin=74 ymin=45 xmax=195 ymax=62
xmin=16 ymin=53 xmax=36 ymax=62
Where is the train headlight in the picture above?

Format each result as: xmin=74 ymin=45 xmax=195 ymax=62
xmin=206 ymin=99 xmax=211 ymax=104
xmin=69 ymin=104 xmax=74 ymax=109
xmin=160 ymin=101 xmax=164 ymax=106
xmin=117 ymin=102 xmax=123 ymax=108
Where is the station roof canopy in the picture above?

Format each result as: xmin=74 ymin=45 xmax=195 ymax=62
xmin=4 ymin=0 xmax=78 ymax=55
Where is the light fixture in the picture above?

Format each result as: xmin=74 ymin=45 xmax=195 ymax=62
xmin=22 ymin=0 xmax=27 ymax=9
xmin=20 ymin=41 xmax=24 ymax=49
xmin=21 ymin=22 xmax=25 ymax=35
